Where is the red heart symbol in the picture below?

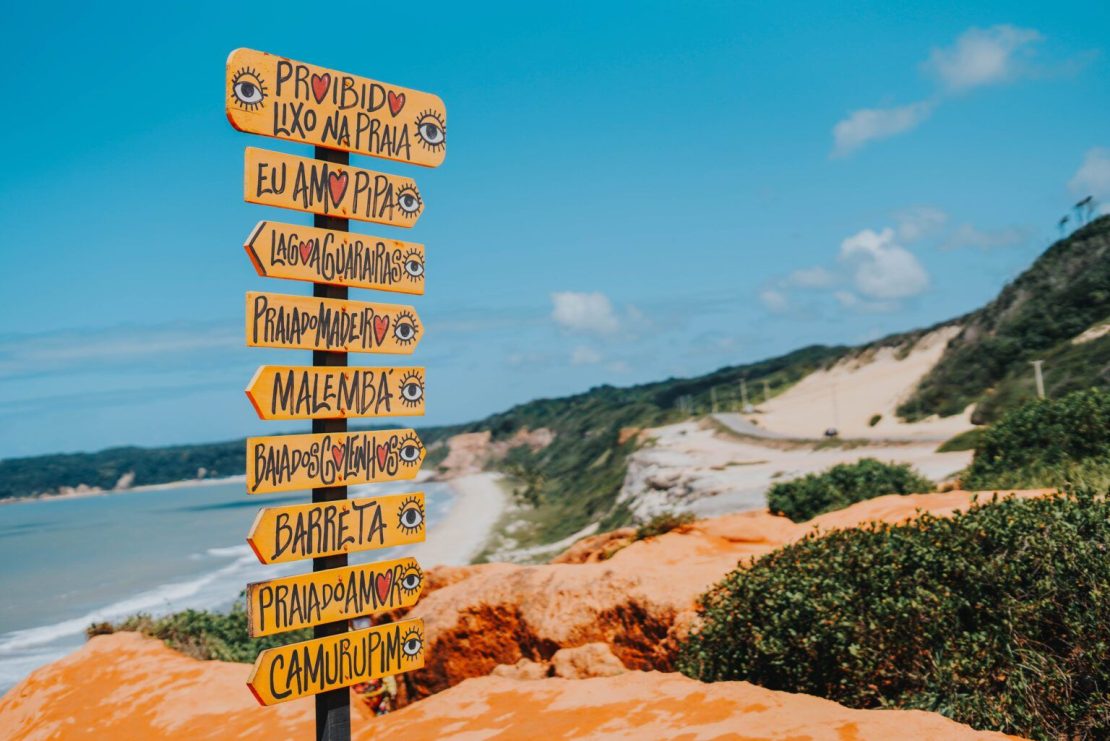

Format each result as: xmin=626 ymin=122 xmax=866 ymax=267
xmin=311 ymin=73 xmax=330 ymax=104
xmin=375 ymin=444 xmax=389 ymax=469
xmin=373 ymin=315 xmax=389 ymax=344
xmin=375 ymin=571 xmax=393 ymax=604
xmin=331 ymin=444 xmax=344 ymax=466
xmin=298 ymin=241 xmax=312 ymax=262
xmin=387 ymin=90 xmax=405 ymax=117
xmin=327 ymin=172 xmax=348 ymax=206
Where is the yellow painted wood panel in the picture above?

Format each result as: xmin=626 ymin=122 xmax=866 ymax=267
xmin=247 ymin=618 xmax=425 ymax=705
xmin=226 ymin=48 xmax=445 ymax=168
xmin=246 ymin=557 xmax=425 ymax=637
xmin=244 ymin=147 xmax=423 ymax=227
xmin=246 ymin=429 xmax=425 ymax=495
xmin=247 ymin=492 xmax=425 ymax=565
xmin=244 ymin=221 xmax=425 ymax=294
xmin=245 ymin=291 xmax=421 ymax=354
xmin=246 ymin=366 xmax=425 ymax=421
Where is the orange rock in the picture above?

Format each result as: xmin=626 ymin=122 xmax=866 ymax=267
xmin=403 ymin=489 xmax=1052 ymax=700
xmin=0 ymin=633 xmax=1024 ymax=740
xmin=370 ymin=672 xmax=1023 ymax=740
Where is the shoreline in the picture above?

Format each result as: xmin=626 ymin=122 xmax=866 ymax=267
xmin=0 ymin=474 xmax=249 ymax=506
xmin=406 ymin=472 xmax=509 ymax=567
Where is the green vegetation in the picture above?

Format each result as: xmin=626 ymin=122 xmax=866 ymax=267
xmin=900 ymin=215 xmax=1110 ymax=423
xmin=936 ymin=426 xmax=986 ymax=452
xmin=87 ymin=600 xmax=308 ymax=663
xmin=634 ymin=511 xmax=695 ymax=540
xmin=678 ymin=490 xmax=1110 ymax=740
xmin=447 ymin=344 xmax=847 ymax=545
xmin=867 ymin=413 xmax=882 ymax=427
xmin=963 ymin=388 xmax=1110 ymax=490
xmin=766 ymin=459 xmax=933 ymax=522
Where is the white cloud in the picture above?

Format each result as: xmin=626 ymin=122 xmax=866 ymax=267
xmin=786 ymin=266 xmax=836 ymax=288
xmin=942 ymin=223 xmax=1031 ymax=250
xmin=1069 ymin=148 xmax=1110 ymax=200
xmin=832 ymin=100 xmax=935 ymax=157
xmin=895 ymin=206 xmax=949 ymax=242
xmin=834 ymin=290 xmax=899 ymax=314
xmin=759 ymin=288 xmax=790 ymax=313
xmin=550 ymin=291 xmax=620 ymax=334
xmin=922 ymin=25 xmax=1042 ymax=92
xmin=570 ymin=346 xmax=602 ymax=365
xmin=839 ymin=228 xmax=929 ymax=300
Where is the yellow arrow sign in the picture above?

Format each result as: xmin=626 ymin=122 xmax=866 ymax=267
xmin=247 ymin=618 xmax=425 ymax=706
xmin=246 ymin=429 xmax=425 ymax=495
xmin=244 ymin=147 xmax=423 ymax=227
xmin=244 ymin=221 xmax=425 ymax=295
xmin=245 ymin=291 xmax=421 ymax=355
xmin=246 ymin=557 xmax=425 ymax=637
xmin=247 ymin=492 xmax=426 ymax=565
xmin=226 ymin=48 xmax=446 ymax=168
xmin=246 ymin=366 xmax=425 ymax=421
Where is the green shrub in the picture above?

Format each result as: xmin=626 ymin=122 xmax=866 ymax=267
xmin=964 ymin=388 xmax=1110 ymax=489
xmin=936 ymin=427 xmax=986 ymax=452
xmin=678 ymin=491 xmax=1110 ymax=740
xmin=766 ymin=459 xmax=932 ymax=522
xmin=88 ymin=600 xmax=309 ymax=663
xmin=634 ymin=511 xmax=695 ymax=540
xmin=868 ymin=414 xmax=882 ymax=427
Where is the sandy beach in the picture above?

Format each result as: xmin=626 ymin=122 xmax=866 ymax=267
xmin=407 ymin=472 xmax=509 ymax=567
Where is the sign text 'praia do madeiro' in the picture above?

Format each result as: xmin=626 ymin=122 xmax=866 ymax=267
xmin=247 ymin=492 xmax=426 ymax=565
xmin=227 ymin=48 xmax=446 ymax=168
xmin=245 ymin=221 xmax=425 ymax=295
xmin=245 ymin=291 xmax=422 ymax=354
xmin=248 ymin=618 xmax=426 ymax=706
xmin=229 ymin=45 xmax=444 ymax=728
xmin=246 ymin=557 xmax=425 ymax=637
xmin=245 ymin=365 xmax=425 ymax=420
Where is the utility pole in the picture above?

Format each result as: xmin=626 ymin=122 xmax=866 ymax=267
xmin=1031 ymin=360 xmax=1046 ymax=399
xmin=740 ymin=379 xmax=753 ymax=413
xmin=710 ymin=387 xmax=718 ymax=413
xmin=762 ymin=379 xmax=770 ymax=404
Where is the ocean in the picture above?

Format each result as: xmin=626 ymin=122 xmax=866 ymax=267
xmin=0 ymin=478 xmax=455 ymax=696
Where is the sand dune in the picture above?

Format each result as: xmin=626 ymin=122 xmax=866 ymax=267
xmin=749 ymin=325 xmax=975 ymax=441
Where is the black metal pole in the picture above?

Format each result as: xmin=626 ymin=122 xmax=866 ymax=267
xmin=312 ymin=145 xmax=350 ymax=741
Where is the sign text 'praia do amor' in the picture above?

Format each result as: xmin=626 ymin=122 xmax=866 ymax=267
xmin=247 ymin=492 xmax=426 ymax=565
xmin=245 ymin=221 xmax=425 ymax=294
xmin=226 ymin=48 xmax=446 ymax=168
xmin=245 ymin=291 xmax=421 ymax=354
xmin=246 ymin=429 xmax=425 ymax=495
xmin=246 ymin=365 xmax=425 ymax=421
xmin=247 ymin=618 xmax=426 ymax=706
xmin=246 ymin=557 xmax=425 ymax=637
xmin=244 ymin=147 xmax=423 ymax=227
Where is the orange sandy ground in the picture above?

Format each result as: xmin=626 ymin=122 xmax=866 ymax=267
xmin=0 ymin=490 xmax=1048 ymax=740
xmin=0 ymin=632 xmax=1023 ymax=740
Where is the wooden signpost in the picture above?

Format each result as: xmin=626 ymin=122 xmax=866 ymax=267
xmin=244 ymin=221 xmax=425 ymax=295
xmin=228 ymin=47 xmax=444 ymax=739
xmin=226 ymin=48 xmax=446 ymax=169
xmin=245 ymin=429 xmax=426 ymax=495
xmin=245 ymin=365 xmax=425 ymax=420
xmin=246 ymin=557 xmax=425 ymax=637
xmin=245 ymin=147 xmax=424 ymax=226
xmin=246 ymin=492 xmax=426 ymax=565
xmin=245 ymin=291 xmax=422 ymax=354
xmin=247 ymin=618 xmax=426 ymax=706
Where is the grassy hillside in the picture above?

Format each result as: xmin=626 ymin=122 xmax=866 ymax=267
xmin=0 ymin=345 xmax=844 ymax=502
xmin=899 ymin=215 xmax=1110 ymax=423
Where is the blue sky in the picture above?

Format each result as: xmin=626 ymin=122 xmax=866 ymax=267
xmin=1 ymin=1 xmax=1108 ymax=458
